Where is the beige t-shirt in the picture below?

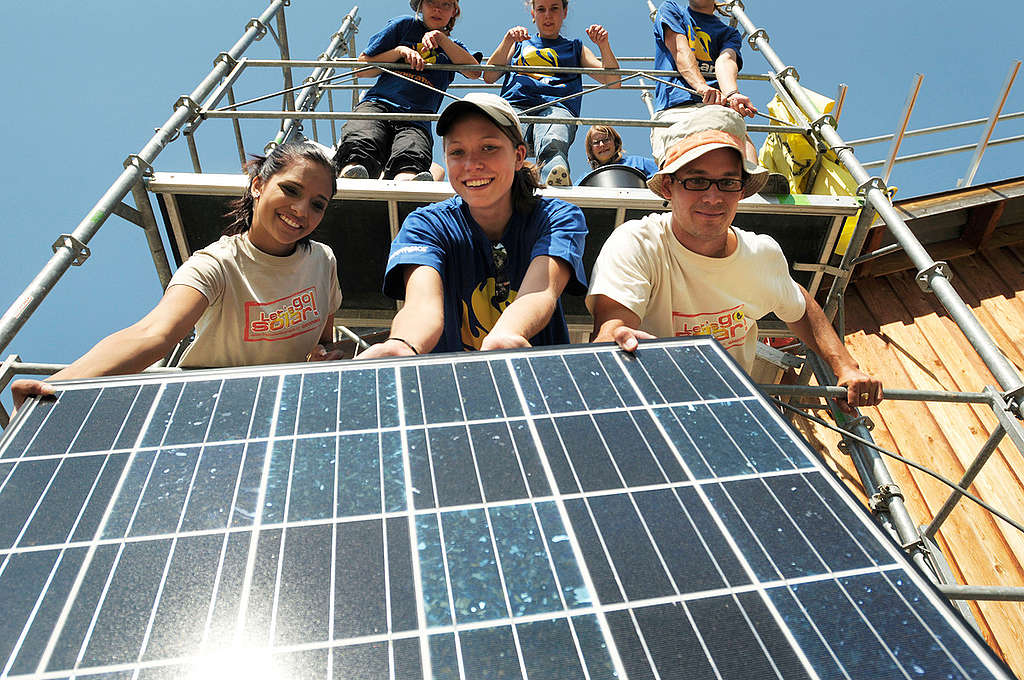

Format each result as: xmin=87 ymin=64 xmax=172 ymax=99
xmin=586 ymin=212 xmax=805 ymax=371
xmin=169 ymin=234 xmax=343 ymax=368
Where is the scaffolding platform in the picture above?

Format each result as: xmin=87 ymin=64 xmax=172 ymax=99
xmin=151 ymin=172 xmax=859 ymax=330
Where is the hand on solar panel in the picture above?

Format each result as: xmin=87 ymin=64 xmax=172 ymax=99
xmin=307 ymin=343 xmax=344 ymax=362
xmin=589 ymin=294 xmax=658 ymax=352
xmin=9 ymin=378 xmax=56 ymax=411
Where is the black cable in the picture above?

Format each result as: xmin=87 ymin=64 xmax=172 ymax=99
xmin=772 ymin=398 xmax=1024 ymax=538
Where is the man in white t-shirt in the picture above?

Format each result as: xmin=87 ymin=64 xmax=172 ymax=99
xmin=587 ymin=107 xmax=881 ymax=413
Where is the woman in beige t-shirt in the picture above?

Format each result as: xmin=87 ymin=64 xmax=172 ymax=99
xmin=11 ymin=141 xmax=343 ymax=410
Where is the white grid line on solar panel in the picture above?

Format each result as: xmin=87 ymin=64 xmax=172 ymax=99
xmin=607 ymin=347 xmax=822 ymax=680
xmin=501 ymin=354 xmax=631 ymax=680
xmin=682 ymin=352 xmax=1012 ymax=677
xmin=0 ymin=459 xmax=837 ymax=559
xmin=2 ymin=398 xmax=775 ymax=467
xmin=617 ymin=344 xmax=1011 ymax=679
xmin=447 ymin=360 xmax=536 ymax=680
xmin=394 ymin=366 xmax=432 ymax=680
xmin=484 ymin=358 xmax=597 ymax=680
xmin=129 ymin=412 xmax=218 ymax=676
xmin=652 ymin=347 xmax=924 ymax=679
xmin=29 ymin=376 xmax=168 ymax=677
xmin=1 ymin=561 xmax=919 ymax=680
xmin=539 ymin=350 xmax=798 ymax=680
xmin=411 ymin=364 xmax=471 ymax=680
xmin=232 ymin=376 xmax=285 ymax=648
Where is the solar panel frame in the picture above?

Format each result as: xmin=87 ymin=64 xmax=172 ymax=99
xmin=0 ymin=338 xmax=1015 ymax=680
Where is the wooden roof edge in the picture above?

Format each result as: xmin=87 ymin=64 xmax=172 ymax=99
xmin=871 ymin=176 xmax=1024 ymax=225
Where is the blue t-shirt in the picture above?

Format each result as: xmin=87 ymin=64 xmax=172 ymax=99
xmin=500 ymin=35 xmax=584 ymax=117
xmin=362 ymin=16 xmax=469 ymax=131
xmin=653 ymin=1 xmax=743 ymax=112
xmin=384 ymin=196 xmax=588 ymax=352
xmin=618 ymin=154 xmax=659 ymax=178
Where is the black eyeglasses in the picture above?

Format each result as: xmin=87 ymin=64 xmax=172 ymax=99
xmin=491 ymin=242 xmax=510 ymax=307
xmin=672 ymin=176 xmax=745 ymax=192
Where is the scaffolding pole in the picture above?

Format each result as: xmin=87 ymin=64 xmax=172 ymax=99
xmin=0 ymin=0 xmax=288 ymax=357
xmin=271 ymin=7 xmax=360 ymax=148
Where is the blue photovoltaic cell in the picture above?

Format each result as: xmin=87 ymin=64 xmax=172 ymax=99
xmin=0 ymin=338 xmax=1013 ymax=680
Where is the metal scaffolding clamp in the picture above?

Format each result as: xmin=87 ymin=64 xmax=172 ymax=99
xmin=174 ymin=95 xmax=203 ymax=123
xmin=246 ymin=18 xmax=268 ymax=40
xmin=123 ymin=154 xmax=154 ymax=178
xmin=809 ymin=114 xmax=837 ymax=136
xmin=869 ymin=483 xmax=905 ymax=513
xmin=856 ymin=177 xmax=888 ymax=197
xmin=776 ymin=66 xmax=799 ymax=82
xmin=1000 ymin=384 xmax=1024 ymax=415
xmin=841 ymin=415 xmax=875 ymax=432
xmin=916 ymin=262 xmax=953 ymax=293
xmin=746 ymin=28 xmax=768 ymax=49
xmin=52 ymin=235 xmax=90 ymax=267
xmin=214 ymin=52 xmax=238 ymax=70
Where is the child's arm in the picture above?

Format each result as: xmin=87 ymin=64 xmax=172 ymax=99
xmin=483 ymin=26 xmax=530 ymax=84
xmin=580 ymin=25 xmax=621 ymax=87
xmin=358 ymin=44 xmax=427 ymax=80
xmin=663 ymin=25 xmax=721 ymax=105
xmin=422 ymin=30 xmax=481 ymax=79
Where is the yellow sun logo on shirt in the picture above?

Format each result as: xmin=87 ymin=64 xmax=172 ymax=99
xmin=515 ymin=45 xmax=559 ymax=80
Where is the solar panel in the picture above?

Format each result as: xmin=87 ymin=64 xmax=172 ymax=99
xmin=0 ymin=338 xmax=1012 ymax=679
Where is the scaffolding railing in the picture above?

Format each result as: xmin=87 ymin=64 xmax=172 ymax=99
xmin=1 ymin=1 xmax=1024 ymax=629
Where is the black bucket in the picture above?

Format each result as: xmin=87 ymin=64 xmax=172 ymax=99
xmin=578 ymin=163 xmax=649 ymax=189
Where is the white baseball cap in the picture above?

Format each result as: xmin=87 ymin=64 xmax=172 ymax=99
xmin=436 ymin=93 xmax=523 ymax=139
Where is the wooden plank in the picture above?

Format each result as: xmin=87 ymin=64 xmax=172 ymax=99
xmin=948 ymin=256 xmax=1024 ymax=370
xmin=850 ymin=277 xmax=1024 ymax=668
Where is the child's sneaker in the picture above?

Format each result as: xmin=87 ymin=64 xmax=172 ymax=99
xmin=340 ymin=164 xmax=369 ymax=179
xmin=411 ymin=171 xmax=434 ymax=181
xmin=545 ymin=165 xmax=571 ymax=187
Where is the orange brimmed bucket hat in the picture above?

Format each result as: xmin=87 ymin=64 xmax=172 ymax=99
xmin=647 ymin=107 xmax=769 ymax=198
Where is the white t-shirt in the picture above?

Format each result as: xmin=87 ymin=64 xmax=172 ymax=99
xmin=586 ymin=212 xmax=806 ymax=371
xmin=168 ymin=233 xmax=343 ymax=368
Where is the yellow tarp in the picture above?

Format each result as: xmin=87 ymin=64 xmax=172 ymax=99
xmin=757 ymin=88 xmax=864 ymax=256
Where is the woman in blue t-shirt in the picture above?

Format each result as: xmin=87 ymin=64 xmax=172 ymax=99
xmin=359 ymin=93 xmax=587 ymax=358
xmin=334 ymin=0 xmax=479 ymax=182
xmin=482 ymin=0 xmax=620 ymax=187
xmin=583 ymin=124 xmax=658 ymax=179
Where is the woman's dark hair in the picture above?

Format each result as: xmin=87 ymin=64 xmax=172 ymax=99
xmin=223 ymin=141 xmax=337 ymax=248
xmin=585 ymin=124 xmax=623 ymax=169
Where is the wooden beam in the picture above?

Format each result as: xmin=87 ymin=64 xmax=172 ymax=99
xmin=963 ymin=200 xmax=1007 ymax=251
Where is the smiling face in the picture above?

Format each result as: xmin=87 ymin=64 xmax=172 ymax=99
xmin=530 ymin=0 xmax=567 ymax=39
xmin=420 ymin=0 xmax=458 ymax=31
xmin=664 ymin=147 xmax=744 ymax=256
xmin=443 ymin=112 xmax=527 ymax=233
xmin=589 ymin=132 xmax=618 ymax=164
xmin=249 ymin=157 xmax=333 ymax=256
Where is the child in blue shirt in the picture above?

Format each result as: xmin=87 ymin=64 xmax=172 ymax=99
xmin=334 ymin=0 xmax=479 ymax=181
xmin=483 ymin=0 xmax=621 ymax=187
xmin=583 ymin=125 xmax=658 ymax=179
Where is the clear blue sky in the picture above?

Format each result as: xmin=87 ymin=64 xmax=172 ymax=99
xmin=1 ymin=0 xmax=1021 ymax=412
